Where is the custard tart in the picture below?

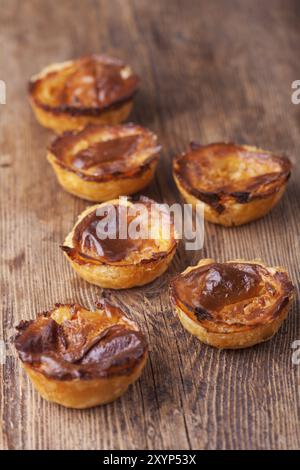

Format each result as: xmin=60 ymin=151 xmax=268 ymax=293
xmin=29 ymin=55 xmax=139 ymax=133
xmin=47 ymin=123 xmax=160 ymax=201
xmin=173 ymin=142 xmax=291 ymax=226
xmin=62 ymin=197 xmax=178 ymax=289
xmin=14 ymin=300 xmax=148 ymax=408
xmin=170 ymin=258 xmax=294 ymax=349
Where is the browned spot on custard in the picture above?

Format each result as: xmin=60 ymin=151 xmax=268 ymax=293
xmin=14 ymin=302 xmax=147 ymax=380
xmin=72 ymin=134 xmax=140 ymax=174
xmin=171 ymin=262 xmax=294 ymax=328
xmin=59 ymin=57 xmax=138 ymax=110
xmin=173 ymin=143 xmax=291 ymax=213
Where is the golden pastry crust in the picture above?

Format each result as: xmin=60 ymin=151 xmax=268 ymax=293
xmin=29 ymin=55 xmax=139 ymax=133
xmin=14 ymin=300 xmax=148 ymax=408
xmin=170 ymin=258 xmax=294 ymax=349
xmin=62 ymin=197 xmax=178 ymax=289
xmin=47 ymin=123 xmax=160 ymax=201
xmin=173 ymin=143 xmax=291 ymax=226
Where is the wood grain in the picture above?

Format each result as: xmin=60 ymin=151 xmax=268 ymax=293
xmin=0 ymin=0 xmax=299 ymax=450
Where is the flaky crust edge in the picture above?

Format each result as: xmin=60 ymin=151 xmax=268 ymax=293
xmin=30 ymin=97 xmax=133 ymax=134
xmin=174 ymin=173 xmax=288 ymax=226
xmin=22 ymin=355 xmax=147 ymax=409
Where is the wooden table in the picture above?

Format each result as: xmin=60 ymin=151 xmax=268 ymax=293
xmin=0 ymin=0 xmax=299 ymax=450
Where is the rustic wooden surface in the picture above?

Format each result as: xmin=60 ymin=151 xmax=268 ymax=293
xmin=0 ymin=0 xmax=299 ymax=450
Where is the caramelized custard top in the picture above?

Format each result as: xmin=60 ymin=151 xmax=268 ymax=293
xmin=30 ymin=55 xmax=139 ymax=114
xmin=72 ymin=207 xmax=157 ymax=263
xmin=171 ymin=261 xmax=294 ymax=328
xmin=49 ymin=124 xmax=160 ymax=181
xmin=174 ymin=143 xmax=291 ymax=212
xmin=63 ymin=198 xmax=176 ymax=265
xmin=14 ymin=301 xmax=147 ymax=380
